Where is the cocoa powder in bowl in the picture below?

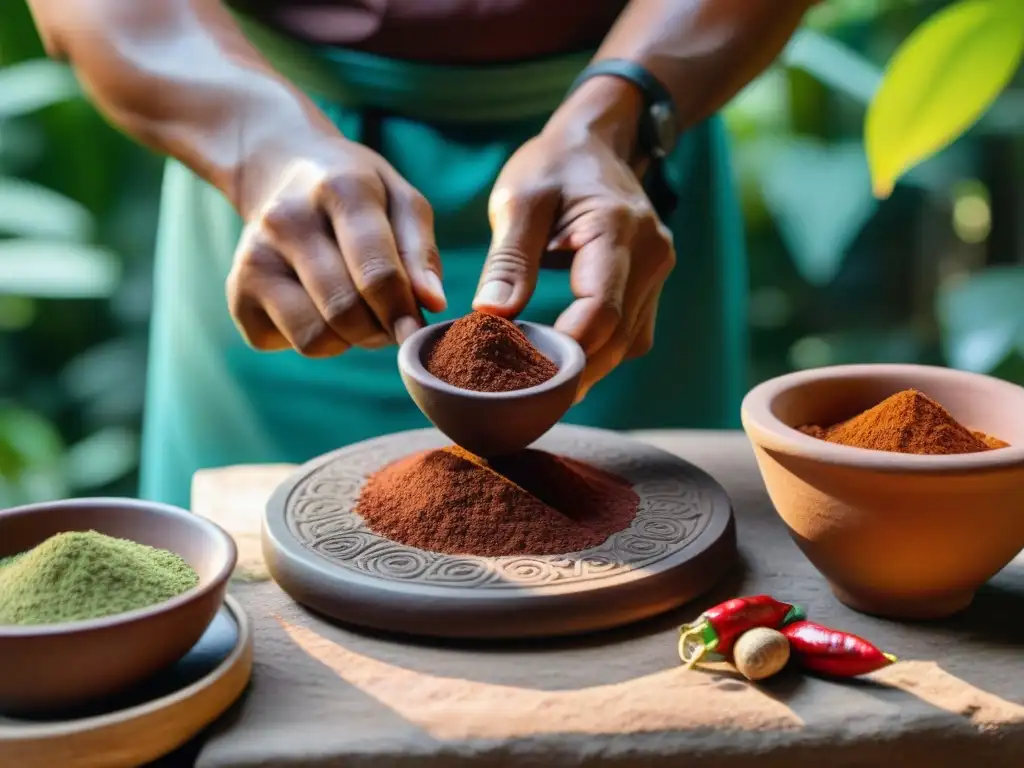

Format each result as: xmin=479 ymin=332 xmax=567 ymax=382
xmin=426 ymin=312 xmax=557 ymax=393
xmin=355 ymin=446 xmax=640 ymax=557
xmin=385 ymin=313 xmax=626 ymax=556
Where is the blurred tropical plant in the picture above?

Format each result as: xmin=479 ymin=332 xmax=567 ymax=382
xmin=866 ymin=0 xmax=1024 ymax=197
xmin=726 ymin=0 xmax=1024 ymax=382
xmin=864 ymin=0 xmax=1024 ymax=381
xmin=0 ymin=2 xmax=161 ymax=506
xmin=0 ymin=59 xmax=133 ymax=506
xmin=0 ymin=62 xmax=120 ymax=298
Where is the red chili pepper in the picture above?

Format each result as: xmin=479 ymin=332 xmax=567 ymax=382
xmin=678 ymin=595 xmax=805 ymax=668
xmin=781 ymin=620 xmax=897 ymax=677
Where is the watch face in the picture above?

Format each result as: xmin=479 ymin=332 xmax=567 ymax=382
xmin=650 ymin=102 xmax=677 ymax=159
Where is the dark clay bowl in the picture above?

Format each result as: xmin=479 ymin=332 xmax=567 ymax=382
xmin=0 ymin=497 xmax=236 ymax=715
xmin=398 ymin=319 xmax=585 ymax=457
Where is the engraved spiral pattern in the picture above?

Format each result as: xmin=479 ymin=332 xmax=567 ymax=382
xmin=278 ymin=426 xmax=725 ymax=591
xmin=361 ymin=549 xmax=430 ymax=580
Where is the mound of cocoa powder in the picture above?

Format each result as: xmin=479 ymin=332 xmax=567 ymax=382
xmin=426 ymin=312 xmax=557 ymax=393
xmin=799 ymin=389 xmax=1009 ymax=455
xmin=355 ymin=446 xmax=639 ymax=557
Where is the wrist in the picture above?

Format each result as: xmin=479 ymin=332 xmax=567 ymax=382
xmin=231 ymin=134 xmax=301 ymax=220
xmin=230 ymin=120 xmax=343 ymax=220
xmin=544 ymin=75 xmax=644 ymax=163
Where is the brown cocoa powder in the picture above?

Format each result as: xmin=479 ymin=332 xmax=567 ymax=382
xmin=426 ymin=312 xmax=557 ymax=392
xmin=355 ymin=446 xmax=639 ymax=556
xmin=799 ymin=389 xmax=1008 ymax=455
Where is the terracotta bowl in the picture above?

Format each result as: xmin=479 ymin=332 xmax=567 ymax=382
xmin=742 ymin=364 xmax=1024 ymax=620
xmin=0 ymin=498 xmax=236 ymax=715
xmin=398 ymin=319 xmax=585 ymax=457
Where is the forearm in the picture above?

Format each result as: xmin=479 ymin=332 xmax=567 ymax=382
xmin=548 ymin=0 xmax=817 ymax=160
xmin=27 ymin=0 xmax=339 ymax=217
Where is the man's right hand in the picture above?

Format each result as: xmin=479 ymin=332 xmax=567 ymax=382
xmin=26 ymin=0 xmax=444 ymax=357
xmin=227 ymin=140 xmax=446 ymax=357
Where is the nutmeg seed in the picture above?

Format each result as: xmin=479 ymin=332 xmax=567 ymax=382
xmin=733 ymin=627 xmax=790 ymax=681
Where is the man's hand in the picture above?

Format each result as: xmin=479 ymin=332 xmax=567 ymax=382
xmin=474 ymin=96 xmax=675 ymax=398
xmin=228 ymin=140 xmax=446 ymax=357
xmin=25 ymin=0 xmax=446 ymax=359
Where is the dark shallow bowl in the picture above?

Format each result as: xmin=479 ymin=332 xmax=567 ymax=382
xmin=0 ymin=498 xmax=236 ymax=715
xmin=398 ymin=319 xmax=585 ymax=456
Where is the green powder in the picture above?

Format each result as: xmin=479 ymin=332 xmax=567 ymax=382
xmin=0 ymin=530 xmax=199 ymax=626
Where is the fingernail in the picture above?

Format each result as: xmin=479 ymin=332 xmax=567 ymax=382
xmin=393 ymin=315 xmax=420 ymax=344
xmin=425 ymin=272 xmax=447 ymax=308
xmin=474 ymin=280 xmax=513 ymax=308
xmin=573 ymin=384 xmax=590 ymax=404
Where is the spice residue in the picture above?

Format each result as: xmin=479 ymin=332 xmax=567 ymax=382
xmin=0 ymin=531 xmax=199 ymax=626
xmin=799 ymin=389 xmax=1008 ymax=455
xmin=426 ymin=312 xmax=557 ymax=393
xmin=356 ymin=446 xmax=639 ymax=556
xmin=974 ymin=431 xmax=1010 ymax=450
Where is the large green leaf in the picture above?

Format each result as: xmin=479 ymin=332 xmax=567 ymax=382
xmin=0 ymin=177 xmax=94 ymax=240
xmin=936 ymin=266 xmax=1024 ymax=372
xmin=0 ymin=59 xmax=80 ymax=119
xmin=0 ymin=240 xmax=121 ymax=298
xmin=865 ymin=0 xmax=1024 ymax=198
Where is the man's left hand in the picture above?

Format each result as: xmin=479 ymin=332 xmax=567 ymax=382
xmin=474 ymin=119 xmax=675 ymax=400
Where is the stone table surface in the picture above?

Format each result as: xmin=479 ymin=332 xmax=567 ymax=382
xmin=188 ymin=430 xmax=1024 ymax=768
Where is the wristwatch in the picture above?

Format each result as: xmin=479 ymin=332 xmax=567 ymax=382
xmin=566 ymin=58 xmax=679 ymax=160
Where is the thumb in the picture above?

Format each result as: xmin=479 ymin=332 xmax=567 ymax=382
xmin=473 ymin=186 xmax=558 ymax=316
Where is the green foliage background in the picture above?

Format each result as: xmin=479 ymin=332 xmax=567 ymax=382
xmin=1 ymin=0 xmax=1021 ymax=506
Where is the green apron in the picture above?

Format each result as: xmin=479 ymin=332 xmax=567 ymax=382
xmin=139 ymin=20 xmax=748 ymax=509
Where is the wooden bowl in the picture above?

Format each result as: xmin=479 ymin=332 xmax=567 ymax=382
xmin=742 ymin=364 xmax=1024 ymax=619
xmin=0 ymin=498 xmax=236 ymax=715
xmin=0 ymin=597 xmax=253 ymax=768
xmin=397 ymin=319 xmax=585 ymax=457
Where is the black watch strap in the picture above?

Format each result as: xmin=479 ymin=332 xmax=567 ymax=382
xmin=566 ymin=58 xmax=678 ymax=160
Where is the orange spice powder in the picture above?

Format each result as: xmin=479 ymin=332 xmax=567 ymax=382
xmin=799 ymin=389 xmax=1009 ymax=455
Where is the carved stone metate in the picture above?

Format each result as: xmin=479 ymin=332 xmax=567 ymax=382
xmin=264 ymin=425 xmax=737 ymax=638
